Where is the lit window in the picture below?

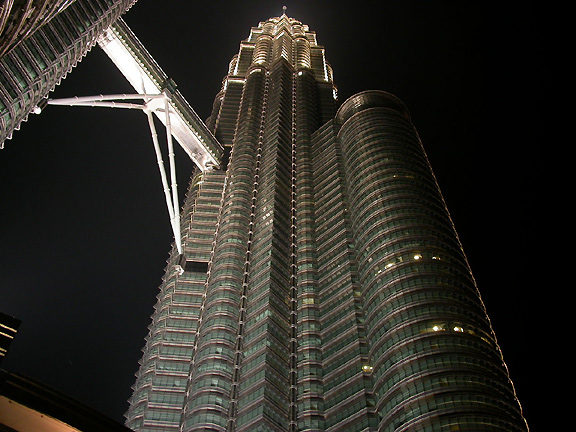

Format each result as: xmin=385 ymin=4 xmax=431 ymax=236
xmin=413 ymin=254 xmax=422 ymax=260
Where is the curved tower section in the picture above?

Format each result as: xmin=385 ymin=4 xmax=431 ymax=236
xmin=0 ymin=0 xmax=138 ymax=146
xmin=126 ymin=12 xmax=528 ymax=432
xmin=0 ymin=0 xmax=77 ymax=57
xmin=332 ymin=91 xmax=526 ymax=431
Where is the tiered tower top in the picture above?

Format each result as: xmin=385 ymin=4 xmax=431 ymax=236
xmin=224 ymin=13 xmax=334 ymax=85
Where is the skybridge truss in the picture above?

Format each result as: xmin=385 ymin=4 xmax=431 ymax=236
xmin=47 ymin=18 xmax=224 ymax=263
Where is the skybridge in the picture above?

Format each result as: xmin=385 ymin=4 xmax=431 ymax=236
xmin=47 ymin=18 xmax=223 ymax=258
xmin=97 ymin=19 xmax=223 ymax=170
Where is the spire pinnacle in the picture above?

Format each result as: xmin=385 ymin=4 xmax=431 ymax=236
xmin=282 ymin=5 xmax=287 ymax=16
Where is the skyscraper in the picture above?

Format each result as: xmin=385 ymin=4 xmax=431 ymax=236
xmin=0 ymin=0 xmax=137 ymax=146
xmin=0 ymin=0 xmax=77 ymax=57
xmin=126 ymin=12 xmax=527 ymax=432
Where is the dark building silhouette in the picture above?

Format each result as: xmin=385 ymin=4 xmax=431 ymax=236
xmin=0 ymin=370 xmax=134 ymax=432
xmin=0 ymin=311 xmax=20 ymax=364
xmin=125 ymin=12 xmax=528 ymax=432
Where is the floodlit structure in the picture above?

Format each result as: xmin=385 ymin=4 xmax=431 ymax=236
xmin=0 ymin=0 xmax=77 ymax=57
xmin=125 ymin=11 xmax=528 ymax=432
xmin=48 ymin=17 xmax=223 ymax=255
xmin=96 ymin=18 xmax=223 ymax=171
xmin=0 ymin=0 xmax=137 ymax=146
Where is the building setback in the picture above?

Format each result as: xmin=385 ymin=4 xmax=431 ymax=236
xmin=125 ymin=13 xmax=528 ymax=432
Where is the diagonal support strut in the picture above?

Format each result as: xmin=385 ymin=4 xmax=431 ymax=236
xmin=48 ymin=93 xmax=184 ymax=260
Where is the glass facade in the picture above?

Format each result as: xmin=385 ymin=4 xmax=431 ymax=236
xmin=126 ymin=13 xmax=528 ymax=432
xmin=0 ymin=1 xmax=77 ymax=57
xmin=0 ymin=0 xmax=137 ymax=146
xmin=127 ymin=170 xmax=226 ymax=431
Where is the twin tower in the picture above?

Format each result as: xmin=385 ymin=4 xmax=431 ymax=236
xmin=125 ymin=13 xmax=527 ymax=432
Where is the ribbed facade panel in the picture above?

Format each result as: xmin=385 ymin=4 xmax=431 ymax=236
xmin=234 ymin=59 xmax=294 ymax=432
xmin=0 ymin=0 xmax=137 ymax=146
xmin=294 ymin=68 xmax=325 ymax=432
xmin=335 ymin=92 xmax=525 ymax=432
xmin=126 ymin=170 xmax=226 ymax=432
xmin=310 ymin=121 xmax=377 ymax=432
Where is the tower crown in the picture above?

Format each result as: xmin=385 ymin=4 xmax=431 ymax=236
xmin=254 ymin=12 xmax=310 ymax=38
xmin=223 ymin=15 xmax=333 ymax=89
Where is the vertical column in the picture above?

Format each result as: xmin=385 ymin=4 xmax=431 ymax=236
xmin=293 ymin=68 xmax=325 ymax=432
xmin=181 ymin=68 xmax=266 ymax=432
xmin=234 ymin=59 xmax=293 ymax=432
xmin=253 ymin=34 xmax=272 ymax=66
xmin=294 ymin=37 xmax=311 ymax=69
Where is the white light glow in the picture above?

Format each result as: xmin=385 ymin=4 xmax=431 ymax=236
xmin=322 ymin=49 xmax=329 ymax=82
xmin=97 ymin=25 xmax=221 ymax=171
xmin=98 ymin=32 xmax=158 ymax=94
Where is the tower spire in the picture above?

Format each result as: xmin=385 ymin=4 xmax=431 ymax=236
xmin=282 ymin=5 xmax=287 ymax=16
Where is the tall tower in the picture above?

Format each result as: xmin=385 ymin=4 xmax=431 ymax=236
xmin=126 ymin=13 xmax=527 ymax=432
xmin=0 ymin=0 xmax=137 ymax=146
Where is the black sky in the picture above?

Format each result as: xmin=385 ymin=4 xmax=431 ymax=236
xmin=1 ymin=1 xmax=548 ymax=430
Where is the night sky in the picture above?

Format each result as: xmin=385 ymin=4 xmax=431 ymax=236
xmin=1 ymin=1 xmax=547 ymax=430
